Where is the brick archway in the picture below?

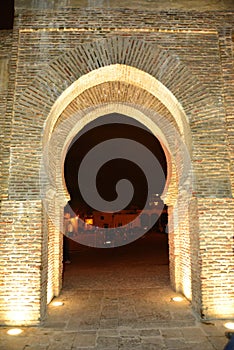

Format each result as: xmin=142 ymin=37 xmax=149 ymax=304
xmin=42 ymin=63 xmax=194 ymax=321
xmin=1 ymin=36 xmax=233 ymax=326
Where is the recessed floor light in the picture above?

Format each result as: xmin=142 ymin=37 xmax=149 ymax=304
xmin=51 ymin=301 xmax=64 ymax=307
xmin=172 ymin=296 xmax=183 ymax=302
xmin=224 ymin=322 xmax=234 ymax=330
xmin=7 ymin=328 xmax=23 ymax=335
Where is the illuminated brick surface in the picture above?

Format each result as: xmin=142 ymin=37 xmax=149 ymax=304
xmin=0 ymin=234 xmax=230 ymax=349
xmin=0 ymin=2 xmax=233 ymax=326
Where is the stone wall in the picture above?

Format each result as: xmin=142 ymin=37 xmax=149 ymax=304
xmin=0 ymin=7 xmax=233 ymax=324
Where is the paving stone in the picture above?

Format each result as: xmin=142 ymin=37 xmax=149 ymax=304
xmin=141 ymin=336 xmax=164 ymax=345
xmin=141 ymin=341 xmax=166 ymax=350
xmin=164 ymin=338 xmax=189 ymax=348
xmin=120 ymin=329 xmax=141 ymax=336
xmin=99 ymin=318 xmax=119 ymax=329
xmin=73 ymin=332 xmax=97 ymax=347
xmin=181 ymin=327 xmax=207 ymax=342
xmin=187 ymin=341 xmax=216 ymax=350
xmin=119 ymin=335 xmax=142 ymax=348
xmin=139 ymin=329 xmax=160 ymax=337
xmin=101 ymin=305 xmax=118 ymax=319
xmin=161 ymin=328 xmax=183 ymax=338
xmin=47 ymin=345 xmax=73 ymax=350
xmin=96 ymin=336 xmax=119 ymax=349
xmin=97 ymin=329 xmax=119 ymax=336
xmin=44 ymin=322 xmax=67 ymax=329
xmin=0 ymin=340 xmax=28 ymax=350
xmin=201 ymin=323 xmax=224 ymax=336
xmin=208 ymin=336 xmax=228 ymax=350
xmin=171 ymin=311 xmax=196 ymax=320
xmin=78 ymin=321 xmax=100 ymax=331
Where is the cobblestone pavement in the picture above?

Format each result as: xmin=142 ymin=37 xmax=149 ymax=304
xmin=0 ymin=233 xmax=229 ymax=350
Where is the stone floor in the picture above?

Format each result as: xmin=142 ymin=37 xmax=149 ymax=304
xmin=0 ymin=232 xmax=230 ymax=350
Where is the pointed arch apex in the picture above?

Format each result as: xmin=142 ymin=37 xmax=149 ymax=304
xmin=44 ymin=64 xmax=189 ymax=147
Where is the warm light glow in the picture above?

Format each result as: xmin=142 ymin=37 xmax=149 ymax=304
xmin=20 ymin=28 xmax=217 ymax=35
xmin=51 ymin=301 xmax=64 ymax=307
xmin=7 ymin=311 xmax=28 ymax=323
xmin=182 ymin=273 xmax=192 ymax=300
xmin=172 ymin=296 xmax=183 ymax=302
xmin=211 ymin=285 xmax=234 ymax=318
xmin=224 ymin=322 xmax=234 ymax=330
xmin=85 ymin=218 xmax=93 ymax=225
xmin=7 ymin=328 xmax=23 ymax=335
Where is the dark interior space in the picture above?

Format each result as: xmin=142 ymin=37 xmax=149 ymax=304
xmin=63 ymin=114 xmax=169 ymax=280
xmin=64 ymin=114 xmax=167 ymax=217
xmin=0 ymin=1 xmax=14 ymax=29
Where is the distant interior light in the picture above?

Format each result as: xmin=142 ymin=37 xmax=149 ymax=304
xmin=105 ymin=241 xmax=111 ymax=244
xmin=51 ymin=301 xmax=64 ymax=307
xmin=224 ymin=322 xmax=234 ymax=330
xmin=7 ymin=328 xmax=23 ymax=335
xmin=172 ymin=296 xmax=183 ymax=302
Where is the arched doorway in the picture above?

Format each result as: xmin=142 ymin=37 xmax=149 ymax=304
xmin=2 ymin=28 xmax=233 ymax=328
xmin=61 ymin=114 xmax=170 ymax=306
xmin=41 ymin=64 xmax=195 ymax=322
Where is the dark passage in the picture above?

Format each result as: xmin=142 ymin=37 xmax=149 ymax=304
xmin=62 ymin=230 xmax=169 ymax=291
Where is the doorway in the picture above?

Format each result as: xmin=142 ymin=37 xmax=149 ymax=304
xmin=62 ymin=113 xmax=169 ymax=296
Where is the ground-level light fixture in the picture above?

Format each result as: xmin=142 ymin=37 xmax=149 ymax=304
xmin=172 ymin=296 xmax=183 ymax=302
xmin=224 ymin=322 xmax=234 ymax=330
xmin=7 ymin=328 xmax=23 ymax=335
xmin=51 ymin=301 xmax=64 ymax=307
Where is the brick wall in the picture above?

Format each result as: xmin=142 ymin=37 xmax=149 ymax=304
xmin=0 ymin=31 xmax=13 ymax=204
xmin=0 ymin=8 xmax=233 ymax=324
xmin=14 ymin=0 xmax=234 ymax=11
xmin=197 ymin=199 xmax=234 ymax=318
xmin=0 ymin=200 xmax=43 ymax=325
